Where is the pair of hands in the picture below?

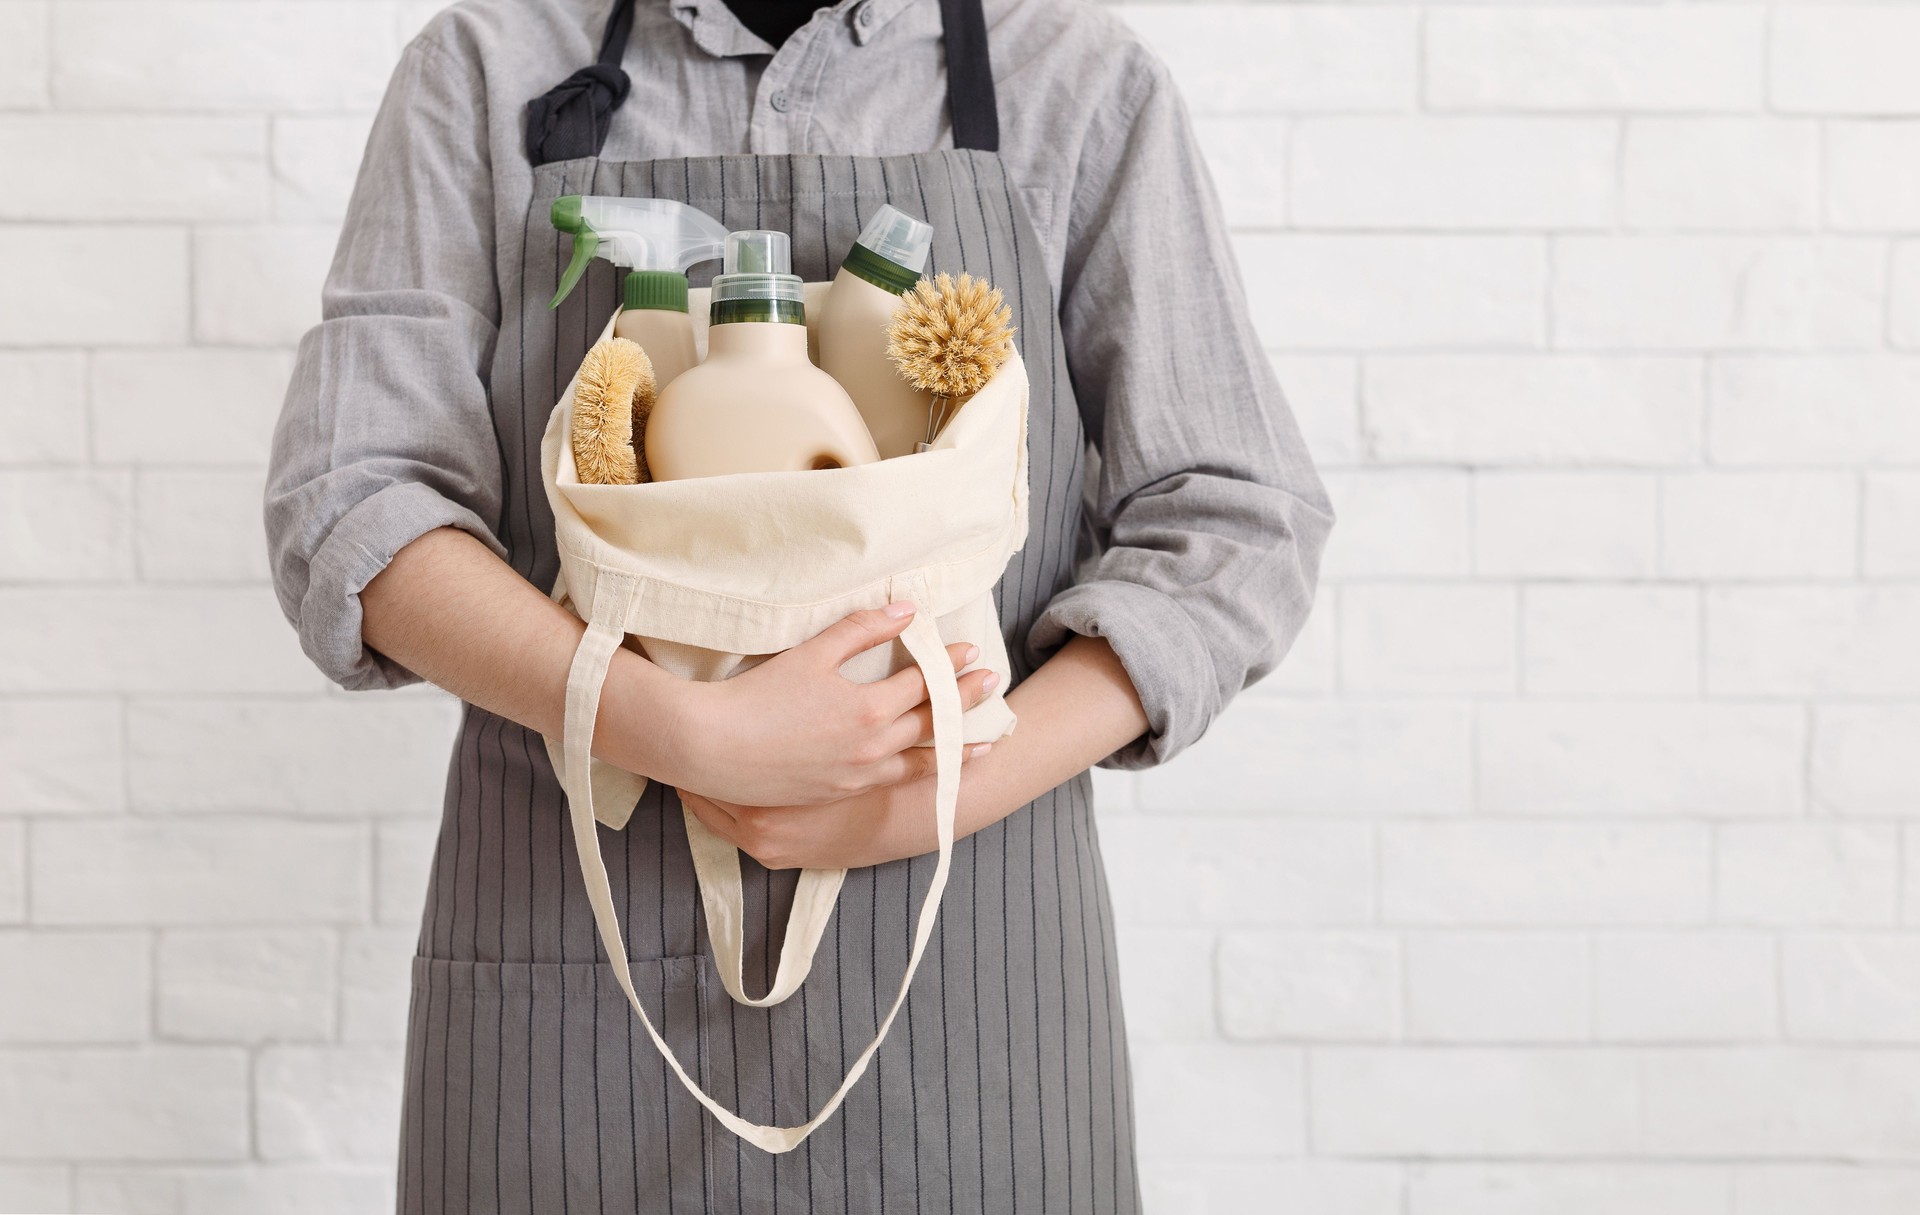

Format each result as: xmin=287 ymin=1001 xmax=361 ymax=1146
xmin=648 ymin=601 xmax=1002 ymax=871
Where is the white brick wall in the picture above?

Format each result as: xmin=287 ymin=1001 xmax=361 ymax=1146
xmin=2 ymin=1 xmax=1917 ymax=1210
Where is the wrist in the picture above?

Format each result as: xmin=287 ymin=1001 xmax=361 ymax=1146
xmin=596 ymin=646 xmax=704 ymax=786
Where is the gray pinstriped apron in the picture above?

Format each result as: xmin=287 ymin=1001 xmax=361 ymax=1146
xmin=397 ymin=1 xmax=1142 ymax=1208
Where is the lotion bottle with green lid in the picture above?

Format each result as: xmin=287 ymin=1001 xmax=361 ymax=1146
xmin=548 ymin=195 xmax=729 ymax=388
xmin=815 ymin=204 xmax=937 ymax=459
xmin=645 ymin=231 xmax=881 ymax=482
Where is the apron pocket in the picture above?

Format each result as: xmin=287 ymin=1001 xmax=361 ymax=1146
xmin=401 ymin=955 xmax=714 ymax=1213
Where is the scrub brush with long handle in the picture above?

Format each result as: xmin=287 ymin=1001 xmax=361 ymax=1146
xmin=570 ymin=336 xmax=658 ymax=484
xmin=884 ymin=271 xmax=1016 ymax=449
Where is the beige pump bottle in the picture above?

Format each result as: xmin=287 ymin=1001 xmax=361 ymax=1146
xmin=815 ymin=205 xmax=937 ymax=460
xmin=646 ymin=231 xmax=881 ymax=481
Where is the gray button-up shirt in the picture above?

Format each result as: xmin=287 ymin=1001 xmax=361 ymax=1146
xmin=264 ymin=0 xmax=1334 ymax=768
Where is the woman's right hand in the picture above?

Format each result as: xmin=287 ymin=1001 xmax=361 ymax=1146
xmin=653 ymin=601 xmax=1000 ymax=808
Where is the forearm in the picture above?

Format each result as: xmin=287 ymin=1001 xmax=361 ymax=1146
xmin=358 ymin=525 xmax=688 ymax=779
xmin=954 ymin=633 xmax=1148 ymax=836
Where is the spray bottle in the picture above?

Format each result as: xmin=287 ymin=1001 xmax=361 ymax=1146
xmin=549 ymin=196 xmax=730 ymax=388
xmin=814 ymin=204 xmax=937 ymax=459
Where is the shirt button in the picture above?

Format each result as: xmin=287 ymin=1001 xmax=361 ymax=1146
xmin=770 ymin=92 xmax=791 ymax=113
xmin=857 ymin=5 xmax=874 ymax=26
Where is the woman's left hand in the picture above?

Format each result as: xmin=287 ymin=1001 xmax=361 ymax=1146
xmin=677 ymin=743 xmax=989 ymax=870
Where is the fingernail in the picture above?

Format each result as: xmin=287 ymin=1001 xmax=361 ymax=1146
xmin=982 ymin=671 xmax=1000 ymax=693
xmin=970 ymin=743 xmax=994 ymax=758
xmin=884 ymin=600 xmax=915 ymax=618
xmin=964 ymin=644 xmax=980 ymax=663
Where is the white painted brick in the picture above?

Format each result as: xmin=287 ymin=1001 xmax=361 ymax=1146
xmin=1131 ymin=1042 xmax=1304 ymax=1156
xmin=0 ymin=3 xmax=48 ymax=109
xmin=128 ymin=698 xmax=457 ymax=815
xmin=0 ymin=931 xmax=149 ymax=1043
xmin=1114 ymin=6 xmax=1416 ymax=115
xmin=76 ymin=1165 xmax=393 ymax=1215
xmin=0 ymin=226 xmax=187 ymax=347
xmin=272 ymin=113 xmax=376 ymax=222
xmin=0 ymin=469 xmax=133 ymax=581
xmin=1292 ymin=118 xmax=1615 ymax=231
xmin=1141 ymin=699 xmax=1471 ymax=815
xmin=135 ymin=471 xmax=270 ymax=583
xmin=1219 ymin=931 xmax=1398 ymax=1041
xmin=1313 ymin=1047 xmax=1640 ymax=1156
xmin=255 ymin=1045 xmax=404 ymax=1162
xmin=1341 ymin=585 xmax=1516 ymax=694
xmin=1520 ymin=587 xmax=1699 ymax=697
xmin=1253 ymin=597 xmax=1335 ymax=695
xmin=158 ymin=929 xmax=336 ymax=1042
xmin=0 ymin=1047 xmax=248 ymax=1160
xmin=1711 ymin=357 xmax=1920 ymax=465
xmin=1814 ymin=706 xmax=1920 ymax=816
xmin=1193 ymin=116 xmax=1284 ymax=229
xmin=1480 ymin=703 xmax=1802 ymax=819
xmin=32 ymin=818 xmax=370 ymax=926
xmin=1827 ymin=122 xmax=1920 ymax=232
xmin=52 ymin=1 xmax=400 ymax=111
xmin=1865 ymin=474 xmax=1920 ymax=578
xmin=1426 ymin=8 xmax=1765 ymax=113
xmin=0 ymin=1164 xmax=68 ymax=1214
xmin=1382 ymin=822 xmax=1711 ymax=926
xmin=1408 ymin=1163 xmax=1731 ymax=1215
xmin=375 ymin=819 xmax=437 ymax=926
xmin=91 ymin=349 xmax=294 ymax=466
xmin=1143 ymin=1159 xmax=1401 ymax=1215
xmin=1716 ymin=823 xmax=1898 ymax=926
xmin=1475 ymin=473 xmax=1659 ymax=579
xmin=1270 ymin=355 xmax=1358 ymax=468
xmin=0 ymin=352 xmax=86 ymax=464
xmin=0 ymin=821 xmax=22 ymax=924
xmin=1365 ymin=356 xmax=1702 ymax=466
xmin=1772 ymin=7 xmax=1920 ymax=116
xmin=341 ymin=927 xmax=415 ymax=1045
xmin=0 ymin=117 xmax=266 ymax=221
xmin=1622 ymin=120 xmax=1818 ymax=232
xmin=1552 ymin=238 xmax=1883 ymax=351
xmin=193 ymin=224 xmax=337 ymax=346
xmin=1320 ymin=471 xmax=1471 ymax=579
xmin=1641 ymin=1047 xmax=1920 ymax=1158
xmin=1592 ymin=932 xmax=1777 ymax=1042
xmin=1241 ymin=235 xmax=1545 ymax=350
xmin=1116 ymin=928 xmax=1215 ymax=1041
xmin=1732 ymin=1164 xmax=1920 ymax=1215
xmin=0 ymin=588 xmax=319 ymax=695
xmin=1708 ymin=589 xmax=1920 ymax=696
xmin=1089 ymin=765 xmax=1136 ymax=814
xmin=1403 ymin=932 xmax=1587 ymax=1042
xmin=1895 ymin=242 xmax=1920 ymax=350
xmin=0 ymin=698 xmax=123 ymax=813
xmin=1662 ymin=472 xmax=1858 ymax=581
xmin=1907 ymin=830 xmax=1920 ymax=925
xmin=1783 ymin=934 xmax=1920 ymax=1043
xmin=1101 ymin=818 xmax=1373 ymax=927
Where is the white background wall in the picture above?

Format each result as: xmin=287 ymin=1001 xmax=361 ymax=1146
xmin=3 ymin=1 xmax=1920 ymax=1211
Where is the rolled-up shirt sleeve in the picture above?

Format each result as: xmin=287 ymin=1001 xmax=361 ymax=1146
xmin=264 ymin=34 xmax=508 ymax=692
xmin=1026 ymin=39 xmax=1336 ymax=769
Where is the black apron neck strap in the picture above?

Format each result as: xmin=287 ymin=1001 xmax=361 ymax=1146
xmin=525 ymin=0 xmax=1000 ymax=166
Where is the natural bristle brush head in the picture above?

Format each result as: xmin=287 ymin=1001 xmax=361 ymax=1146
xmin=885 ymin=272 xmax=1016 ymax=399
xmin=571 ymin=337 xmax=655 ymax=485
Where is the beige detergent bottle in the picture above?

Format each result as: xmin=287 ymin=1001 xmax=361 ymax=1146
xmin=814 ymin=205 xmax=938 ymax=459
xmin=646 ymin=231 xmax=881 ymax=481
xmin=548 ymin=195 xmax=730 ymax=388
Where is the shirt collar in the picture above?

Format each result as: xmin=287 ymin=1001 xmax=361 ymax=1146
xmin=666 ymin=0 xmax=920 ymax=56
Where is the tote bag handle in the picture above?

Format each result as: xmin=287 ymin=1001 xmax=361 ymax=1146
xmin=556 ymin=567 xmax=963 ymax=1155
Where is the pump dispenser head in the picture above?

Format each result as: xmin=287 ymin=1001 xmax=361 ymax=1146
xmin=710 ymin=230 xmax=807 ymax=325
xmin=548 ymin=195 xmax=730 ymax=309
xmin=842 ymin=204 xmax=933 ymax=294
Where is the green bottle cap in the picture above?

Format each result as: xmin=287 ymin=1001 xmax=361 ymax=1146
xmin=623 ymin=270 xmax=689 ymax=313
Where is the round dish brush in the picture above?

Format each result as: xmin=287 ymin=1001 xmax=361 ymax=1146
xmin=570 ymin=336 xmax=657 ymax=485
xmin=884 ymin=271 xmax=1016 ymax=449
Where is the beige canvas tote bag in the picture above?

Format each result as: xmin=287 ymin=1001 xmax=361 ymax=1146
xmin=537 ymin=289 xmax=1029 ymax=1153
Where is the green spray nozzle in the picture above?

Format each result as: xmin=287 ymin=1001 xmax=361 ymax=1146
xmin=547 ymin=195 xmax=730 ymax=309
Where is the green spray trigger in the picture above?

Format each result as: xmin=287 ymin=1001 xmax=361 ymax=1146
xmin=549 ymin=196 xmax=599 ymax=308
